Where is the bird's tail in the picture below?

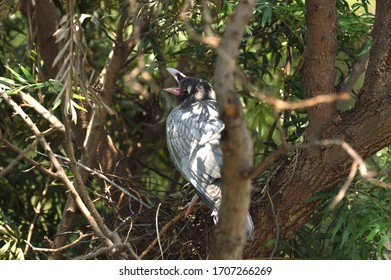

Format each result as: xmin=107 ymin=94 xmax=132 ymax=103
xmin=246 ymin=213 xmax=254 ymax=240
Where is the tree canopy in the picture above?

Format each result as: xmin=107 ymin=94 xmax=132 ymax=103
xmin=1 ymin=0 xmax=391 ymax=260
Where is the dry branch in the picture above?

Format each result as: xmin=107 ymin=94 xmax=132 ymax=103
xmin=254 ymin=92 xmax=350 ymax=112
xmin=25 ymin=232 xmax=93 ymax=254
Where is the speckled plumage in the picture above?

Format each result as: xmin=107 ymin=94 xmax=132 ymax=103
xmin=167 ymin=99 xmax=223 ymax=214
xmin=165 ymin=69 xmax=254 ymax=240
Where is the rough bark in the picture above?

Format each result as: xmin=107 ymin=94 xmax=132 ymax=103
xmin=210 ymin=0 xmax=256 ymax=260
xmin=303 ymin=0 xmax=338 ymax=142
xmin=245 ymin=1 xmax=391 ymax=258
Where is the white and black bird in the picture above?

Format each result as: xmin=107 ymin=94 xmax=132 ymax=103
xmin=164 ymin=68 xmax=254 ymax=240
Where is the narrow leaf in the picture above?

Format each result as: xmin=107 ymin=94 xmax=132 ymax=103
xmin=19 ymin=64 xmax=35 ymax=83
xmin=4 ymin=66 xmax=28 ymax=85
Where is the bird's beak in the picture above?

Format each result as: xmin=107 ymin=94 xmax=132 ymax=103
xmin=163 ymin=68 xmax=186 ymax=96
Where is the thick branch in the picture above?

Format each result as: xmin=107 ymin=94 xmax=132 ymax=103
xmin=210 ymin=0 xmax=256 ymax=260
xmin=303 ymin=0 xmax=338 ymax=142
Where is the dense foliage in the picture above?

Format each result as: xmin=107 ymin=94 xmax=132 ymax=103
xmin=1 ymin=0 xmax=390 ymax=260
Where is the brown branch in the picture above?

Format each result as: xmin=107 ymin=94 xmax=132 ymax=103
xmin=210 ymin=0 xmax=257 ymax=260
xmin=254 ymin=92 xmax=350 ymax=112
xmin=0 ymin=137 xmax=46 ymax=177
xmin=303 ymin=0 xmax=338 ymax=142
xmin=339 ymin=44 xmax=370 ymax=94
xmin=247 ymin=138 xmax=386 ymax=191
xmin=75 ymin=242 xmax=139 ymax=260
xmin=18 ymin=91 xmax=65 ymax=133
xmin=25 ymin=232 xmax=93 ymax=253
xmin=53 ymin=154 xmax=151 ymax=209
xmin=62 ymin=95 xmax=115 ymax=246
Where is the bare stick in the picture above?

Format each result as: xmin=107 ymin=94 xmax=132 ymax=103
xmin=25 ymin=232 xmax=93 ymax=253
xmin=179 ymin=0 xmax=220 ymax=47
xmin=75 ymin=242 xmax=139 ymax=260
xmin=253 ymin=91 xmax=350 ymax=112
xmin=155 ymin=203 xmax=164 ymax=260
xmin=17 ymin=91 xmax=65 ymax=133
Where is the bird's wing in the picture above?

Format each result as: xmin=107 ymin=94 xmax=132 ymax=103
xmin=166 ymin=100 xmax=224 ymax=211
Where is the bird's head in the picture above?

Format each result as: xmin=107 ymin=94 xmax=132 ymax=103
xmin=164 ymin=68 xmax=216 ymax=105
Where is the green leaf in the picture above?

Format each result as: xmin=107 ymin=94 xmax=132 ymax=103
xmin=34 ymin=82 xmax=49 ymax=89
xmin=331 ymin=214 xmax=346 ymax=241
xmin=19 ymin=64 xmax=35 ymax=83
xmin=7 ymin=85 xmax=30 ymax=95
xmin=4 ymin=66 xmax=28 ymax=85
xmin=366 ymin=227 xmax=380 ymax=242
xmin=261 ymin=7 xmax=272 ymax=27
xmin=52 ymin=95 xmax=62 ymax=111
xmin=0 ymin=77 xmax=18 ymax=87
xmin=72 ymin=93 xmax=86 ymax=100
xmin=357 ymin=42 xmax=371 ymax=56
xmin=0 ymin=241 xmax=11 ymax=257
xmin=47 ymin=79 xmax=63 ymax=93
xmin=340 ymin=224 xmax=351 ymax=248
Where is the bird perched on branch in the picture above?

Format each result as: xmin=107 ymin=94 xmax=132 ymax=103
xmin=164 ymin=68 xmax=254 ymax=240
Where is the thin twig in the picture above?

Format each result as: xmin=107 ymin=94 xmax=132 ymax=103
xmin=139 ymin=207 xmax=192 ymax=259
xmin=254 ymin=91 xmax=350 ymax=112
xmin=74 ymin=242 xmax=139 ymax=260
xmin=266 ymin=170 xmax=280 ymax=260
xmin=0 ymin=137 xmax=57 ymax=178
xmin=155 ymin=203 xmax=164 ymax=260
xmin=0 ymin=137 xmax=43 ymax=178
xmin=54 ymin=153 xmax=151 ymax=209
xmin=24 ymin=180 xmax=51 ymax=256
xmin=25 ymin=232 xmax=93 ymax=253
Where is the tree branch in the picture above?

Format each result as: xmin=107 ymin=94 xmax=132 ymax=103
xmin=210 ymin=0 xmax=256 ymax=260
xmin=303 ymin=0 xmax=338 ymax=142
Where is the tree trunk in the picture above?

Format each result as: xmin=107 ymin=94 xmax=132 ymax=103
xmin=245 ymin=1 xmax=391 ymax=258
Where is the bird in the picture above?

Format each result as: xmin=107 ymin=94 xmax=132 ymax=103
xmin=164 ymin=68 xmax=254 ymax=240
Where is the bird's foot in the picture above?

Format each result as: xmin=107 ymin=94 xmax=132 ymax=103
xmin=184 ymin=194 xmax=201 ymax=216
